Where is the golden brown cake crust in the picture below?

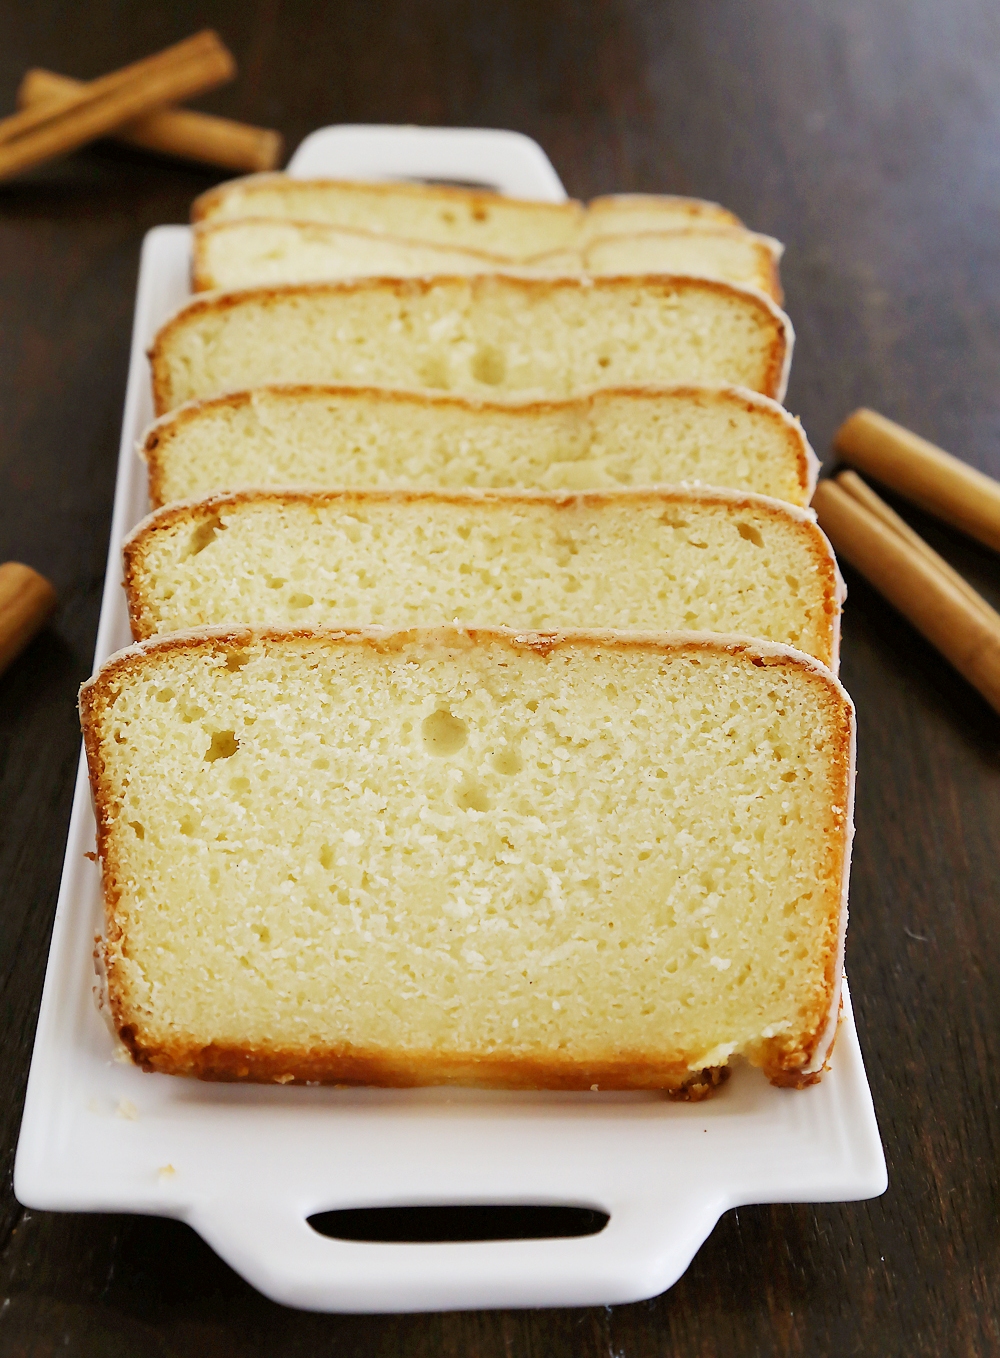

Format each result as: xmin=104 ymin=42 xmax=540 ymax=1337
xmin=147 ymin=275 xmax=792 ymax=416
xmin=141 ymin=382 xmax=815 ymax=510
xmin=115 ymin=1026 xmax=732 ymax=1098
xmin=81 ymin=626 xmax=853 ymax=1095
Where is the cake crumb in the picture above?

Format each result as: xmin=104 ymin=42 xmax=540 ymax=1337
xmin=158 ymin=1164 xmax=176 ymax=1180
xmin=116 ymin=1098 xmax=138 ymax=1120
xmin=590 ymin=1084 xmax=600 ymax=1092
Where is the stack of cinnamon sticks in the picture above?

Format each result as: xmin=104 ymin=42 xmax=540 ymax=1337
xmin=814 ymin=410 xmax=1000 ymax=714
xmin=0 ymin=32 xmax=286 ymax=678
xmin=0 ymin=30 xmax=282 ymax=181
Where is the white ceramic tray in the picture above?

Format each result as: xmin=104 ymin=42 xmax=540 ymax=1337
xmin=14 ymin=125 xmax=886 ymax=1314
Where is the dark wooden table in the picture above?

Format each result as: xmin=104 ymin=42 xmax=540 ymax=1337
xmin=2 ymin=1 xmax=999 ymax=1352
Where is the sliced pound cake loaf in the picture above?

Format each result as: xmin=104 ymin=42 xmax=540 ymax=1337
xmin=191 ymin=219 xmax=783 ymax=301
xmin=123 ymin=487 xmax=842 ymax=668
xmin=149 ymin=276 xmax=793 ymax=414
xmin=191 ymin=175 xmax=743 ymax=255
xmin=142 ymin=384 xmax=817 ymax=509
xmin=81 ymin=626 xmax=853 ymax=1092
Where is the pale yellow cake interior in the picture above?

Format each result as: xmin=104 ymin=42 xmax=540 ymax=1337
xmin=582 ymin=194 xmax=742 ymax=237
xmin=194 ymin=222 xmax=509 ymax=291
xmin=128 ymin=492 xmax=837 ymax=667
xmin=152 ymin=276 xmax=788 ymax=412
xmin=193 ymin=220 xmax=781 ymax=298
xmin=94 ymin=634 xmax=845 ymax=1082
xmin=146 ymin=386 xmax=814 ymax=509
xmin=196 ymin=180 xmax=587 ymax=256
xmin=194 ymin=179 xmax=743 ymax=257
xmin=579 ymin=230 xmax=779 ymax=296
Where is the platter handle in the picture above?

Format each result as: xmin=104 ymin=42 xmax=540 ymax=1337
xmin=285 ymin=123 xmax=568 ymax=201
xmin=189 ymin=1190 xmax=725 ymax=1313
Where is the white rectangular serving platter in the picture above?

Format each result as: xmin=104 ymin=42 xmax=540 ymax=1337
xmin=14 ymin=125 xmax=886 ymax=1314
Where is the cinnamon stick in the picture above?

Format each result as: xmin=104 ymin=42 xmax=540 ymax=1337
xmin=0 ymin=32 xmax=229 ymax=145
xmin=0 ymin=31 xmax=236 ymax=183
xmin=17 ymin=67 xmax=281 ymax=174
xmin=813 ymin=478 xmax=1000 ymax=714
xmin=834 ymin=469 xmax=997 ymax=624
xmin=834 ymin=408 xmax=1000 ymax=554
xmin=0 ymin=563 xmax=57 ymax=677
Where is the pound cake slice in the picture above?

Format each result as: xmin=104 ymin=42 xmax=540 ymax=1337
xmin=191 ymin=175 xmax=744 ymax=255
xmin=191 ymin=219 xmax=783 ymax=301
xmin=149 ymin=275 xmax=793 ymax=415
xmin=143 ymin=384 xmax=818 ymax=509
xmin=123 ymin=487 xmax=842 ymax=668
xmin=192 ymin=177 xmax=588 ymax=256
xmin=81 ymin=626 xmax=853 ymax=1092
xmin=191 ymin=221 xmax=516 ymax=292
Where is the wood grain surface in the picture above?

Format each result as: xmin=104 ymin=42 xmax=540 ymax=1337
xmin=2 ymin=1 xmax=1000 ymax=1352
